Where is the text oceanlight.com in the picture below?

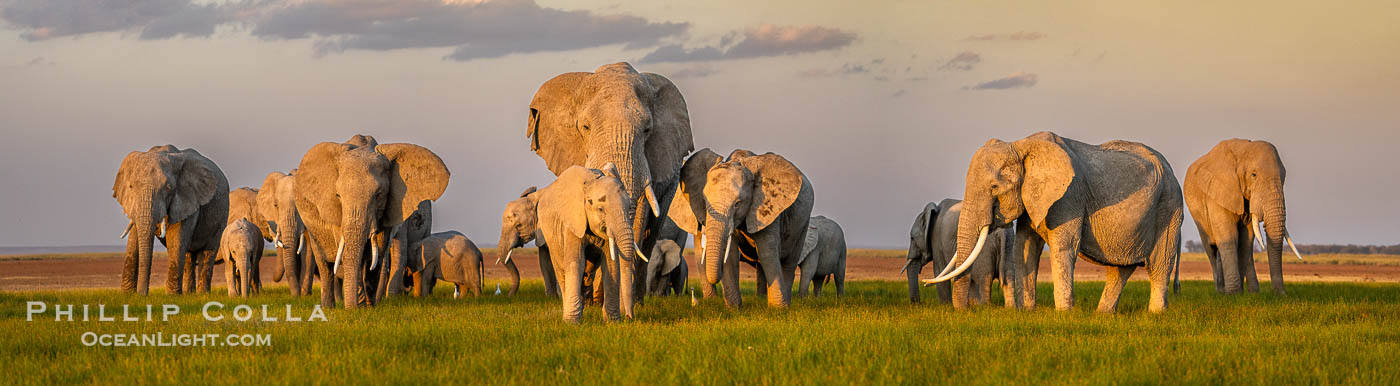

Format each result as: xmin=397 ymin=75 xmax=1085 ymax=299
xmin=81 ymin=332 xmax=273 ymax=347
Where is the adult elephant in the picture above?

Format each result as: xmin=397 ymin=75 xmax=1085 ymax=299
xmin=294 ymin=135 xmax=450 ymax=309
xmin=257 ymin=171 xmax=316 ymax=297
xmin=113 ymin=145 xmax=229 ymax=295
xmin=534 ymin=165 xmax=645 ymax=323
xmin=670 ymin=149 xmax=814 ymax=309
xmin=1184 ymin=139 xmax=1303 ymax=295
xmin=527 ymin=62 xmax=694 ymax=304
xmin=925 ymin=132 xmax=1183 ymax=314
xmin=904 ymin=199 xmax=1016 ymax=309
xmin=796 ymin=215 xmax=847 ymax=298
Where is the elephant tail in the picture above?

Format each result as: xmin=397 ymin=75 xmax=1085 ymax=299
xmin=1172 ymin=247 xmax=1181 ymax=294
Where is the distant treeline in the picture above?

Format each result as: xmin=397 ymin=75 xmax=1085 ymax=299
xmin=1184 ymin=240 xmax=1400 ymax=255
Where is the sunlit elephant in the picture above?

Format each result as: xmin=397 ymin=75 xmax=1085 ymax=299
xmin=113 ymin=145 xmax=229 ymax=295
xmin=220 ymin=218 xmax=263 ymax=297
xmin=258 ymin=171 xmax=316 ymax=297
xmin=925 ymin=132 xmax=1182 ymax=314
xmin=293 ymin=135 xmax=450 ymax=309
xmin=796 ymin=215 xmax=846 ymax=298
xmin=497 ymin=186 xmax=611 ymax=301
xmin=670 ymin=149 xmax=814 ymax=309
xmin=410 ymin=231 xmax=484 ymax=298
xmin=645 ymin=239 xmax=687 ymax=296
xmin=227 ymin=187 xmax=267 ymax=292
xmin=534 ymin=165 xmax=645 ymax=323
xmin=527 ymin=62 xmax=695 ymax=305
xmin=904 ymin=199 xmax=1015 ymax=309
xmin=1184 ymin=139 xmax=1303 ymax=295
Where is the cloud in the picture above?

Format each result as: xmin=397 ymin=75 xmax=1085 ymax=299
xmin=669 ymin=65 xmax=719 ymax=78
xmin=1 ymin=0 xmax=689 ymax=61
xmin=966 ymin=72 xmax=1038 ymax=90
xmin=891 ymin=89 xmax=906 ymax=97
xmin=963 ymin=31 xmax=1045 ymax=41
xmin=798 ymin=62 xmax=869 ymax=77
xmin=0 ymin=0 xmax=237 ymax=41
xmin=641 ymin=23 xmax=856 ymax=63
xmin=940 ymin=51 xmax=980 ymax=71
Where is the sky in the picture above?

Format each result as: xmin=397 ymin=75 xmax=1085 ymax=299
xmin=0 ymin=0 xmax=1397 ymax=249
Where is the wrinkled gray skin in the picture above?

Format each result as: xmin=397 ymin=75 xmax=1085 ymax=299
xmin=497 ymin=186 xmax=609 ymax=301
xmin=410 ymin=231 xmax=483 ymax=298
xmin=220 ymin=218 xmax=263 ymax=297
xmin=795 ymin=215 xmax=847 ymax=298
xmin=113 ymin=145 xmax=229 ymax=295
xmin=257 ymin=171 xmax=316 ymax=297
xmin=527 ymin=62 xmax=695 ymax=308
xmin=669 ymin=149 xmax=815 ymax=309
xmin=645 ymin=239 xmax=687 ymax=296
xmin=938 ymin=132 xmax=1182 ymax=313
xmin=904 ymin=200 xmax=1015 ymax=309
xmin=227 ymin=187 xmax=266 ymax=292
xmin=1184 ymin=139 xmax=1297 ymax=295
xmin=535 ymin=166 xmax=641 ymax=323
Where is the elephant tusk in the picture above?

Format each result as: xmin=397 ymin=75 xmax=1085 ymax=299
xmin=159 ymin=218 xmax=167 ymax=238
xmin=370 ymin=236 xmax=379 ymax=270
xmin=1251 ymin=216 xmax=1266 ymax=251
xmin=503 ymin=248 xmax=516 ymax=265
xmin=899 ymin=259 xmax=913 ymax=275
xmin=119 ymin=221 xmax=133 ymax=239
xmin=275 ymin=237 xmax=284 ymax=249
xmin=924 ymin=226 xmax=989 ymax=285
xmin=644 ymin=184 xmax=661 ymax=217
xmin=634 ymin=242 xmax=649 ymax=262
xmin=698 ymin=234 xmax=706 ymax=266
xmin=932 ymin=249 xmax=959 ymax=278
xmin=333 ymin=235 xmax=345 ymax=274
xmin=297 ymin=233 xmax=304 ymax=255
xmin=722 ymin=233 xmax=733 ymax=265
xmin=1285 ymin=233 xmax=1303 ymax=260
xmin=609 ymin=237 xmax=618 ymax=262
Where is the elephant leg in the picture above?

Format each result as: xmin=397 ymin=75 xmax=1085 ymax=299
xmin=796 ymin=254 xmax=816 ymax=298
xmin=835 ymin=271 xmax=846 ymax=297
xmin=558 ymin=241 xmax=586 ymax=324
xmin=1145 ymin=207 xmax=1182 ymax=313
xmin=182 ymin=251 xmax=198 ymax=294
xmin=951 ymin=276 xmax=971 ymax=310
xmin=301 ymin=246 xmax=317 ymax=296
xmin=386 ymin=233 xmax=408 ymax=298
xmin=538 ymin=247 xmax=559 ymax=298
xmin=200 ymin=250 xmax=217 ymax=293
xmin=164 ymin=222 xmax=186 ymax=295
xmin=1197 ymin=227 xmax=1225 ymax=293
xmin=224 ymin=259 xmax=236 ymax=297
xmin=812 ymin=277 xmax=824 ymax=297
xmin=974 ymin=274 xmax=993 ymax=306
xmin=1212 ymin=219 xmax=1244 ymax=294
xmin=1235 ymin=220 xmax=1260 ymax=293
xmin=1045 ymin=224 xmax=1082 ymax=311
xmin=1096 ymin=265 xmax=1136 ymax=313
xmin=601 ymin=249 xmax=622 ymax=322
xmin=754 ymin=264 xmax=768 ymax=299
xmin=1015 ymin=220 xmax=1045 ymax=309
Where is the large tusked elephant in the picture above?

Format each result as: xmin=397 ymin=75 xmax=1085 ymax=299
xmin=293 ymin=135 xmax=449 ymax=309
xmin=1184 ymin=139 xmax=1303 ymax=295
xmin=113 ymin=145 xmax=229 ymax=295
xmin=669 ymin=149 xmax=814 ymax=309
xmin=926 ymin=132 xmax=1183 ymax=313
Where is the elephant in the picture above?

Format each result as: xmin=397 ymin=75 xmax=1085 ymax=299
xmin=220 ymin=218 xmax=263 ymax=297
xmin=533 ymin=165 xmax=645 ymax=323
xmin=497 ymin=186 xmax=609 ymax=302
xmin=113 ymin=145 xmax=230 ymax=295
xmin=409 ymin=231 xmax=484 ymax=298
xmin=795 ymin=215 xmax=847 ymax=298
xmin=645 ymin=239 xmax=687 ymax=296
xmin=293 ymin=135 xmax=450 ymax=309
xmin=903 ymin=199 xmax=1015 ymax=308
xmin=227 ymin=187 xmax=267 ymax=292
xmin=1184 ymin=139 xmax=1303 ymax=295
xmin=924 ymin=132 xmax=1183 ymax=313
xmin=258 ymin=171 xmax=317 ymax=297
xmin=527 ymin=62 xmax=694 ymax=306
xmin=669 ymin=148 xmax=815 ymax=309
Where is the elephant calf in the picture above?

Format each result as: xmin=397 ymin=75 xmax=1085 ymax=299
xmin=220 ymin=218 xmax=264 ymax=298
xmin=796 ymin=215 xmax=847 ymax=297
xmin=906 ymin=199 xmax=1015 ymax=309
xmin=410 ymin=231 xmax=484 ymax=298
xmin=646 ymin=240 xmax=687 ymax=296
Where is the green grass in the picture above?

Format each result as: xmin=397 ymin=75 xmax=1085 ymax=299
xmin=1180 ymin=252 xmax=1400 ymax=266
xmin=3 ymin=280 xmax=1399 ymax=384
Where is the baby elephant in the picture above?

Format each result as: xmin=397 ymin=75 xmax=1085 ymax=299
xmin=796 ymin=215 xmax=847 ymax=297
xmin=645 ymin=239 xmax=688 ymax=296
xmin=905 ymin=199 xmax=1014 ymax=309
xmin=220 ymin=218 xmax=264 ymax=298
xmin=411 ymin=231 xmax=485 ymax=298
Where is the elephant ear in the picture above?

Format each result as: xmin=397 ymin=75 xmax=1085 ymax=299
xmin=377 ymin=143 xmax=451 ymax=229
xmin=293 ymin=142 xmax=348 ymax=232
xmin=255 ymin=173 xmax=283 ymax=229
xmin=541 ymin=167 xmax=598 ymax=239
xmin=112 ymin=151 xmax=146 ymax=218
xmin=1012 ymin=133 xmax=1076 ymax=228
xmin=519 ymin=186 xmax=538 ymax=198
xmin=169 ymin=149 xmax=223 ymax=223
xmin=740 ymin=153 xmax=806 ymax=233
xmin=527 ymin=72 xmax=591 ymax=176
xmin=909 ymin=202 xmax=939 ymax=254
xmin=1198 ymin=141 xmax=1245 ymax=215
xmin=798 ymin=221 xmax=821 ymax=266
xmin=641 ymin=72 xmax=695 ymax=190
xmin=667 ymin=148 xmax=721 ymax=235
xmin=660 ymin=241 xmax=682 ymax=275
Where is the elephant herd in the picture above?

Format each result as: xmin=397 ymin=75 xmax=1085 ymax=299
xmin=109 ymin=62 xmax=1300 ymax=321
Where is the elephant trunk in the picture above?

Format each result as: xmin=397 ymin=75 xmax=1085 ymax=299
xmin=132 ymin=188 xmax=158 ymax=295
xmin=240 ymin=253 xmax=254 ymax=298
xmin=1259 ymin=187 xmax=1288 ymax=294
xmin=702 ymin=218 xmax=731 ymax=286
xmin=936 ymin=200 xmax=992 ymax=284
xmin=606 ymin=203 xmax=639 ymax=319
xmin=278 ymin=228 xmax=301 ymax=296
xmin=496 ymin=231 xmax=522 ymax=296
xmin=905 ymin=246 xmax=923 ymax=303
xmin=338 ymin=211 xmax=372 ymax=308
